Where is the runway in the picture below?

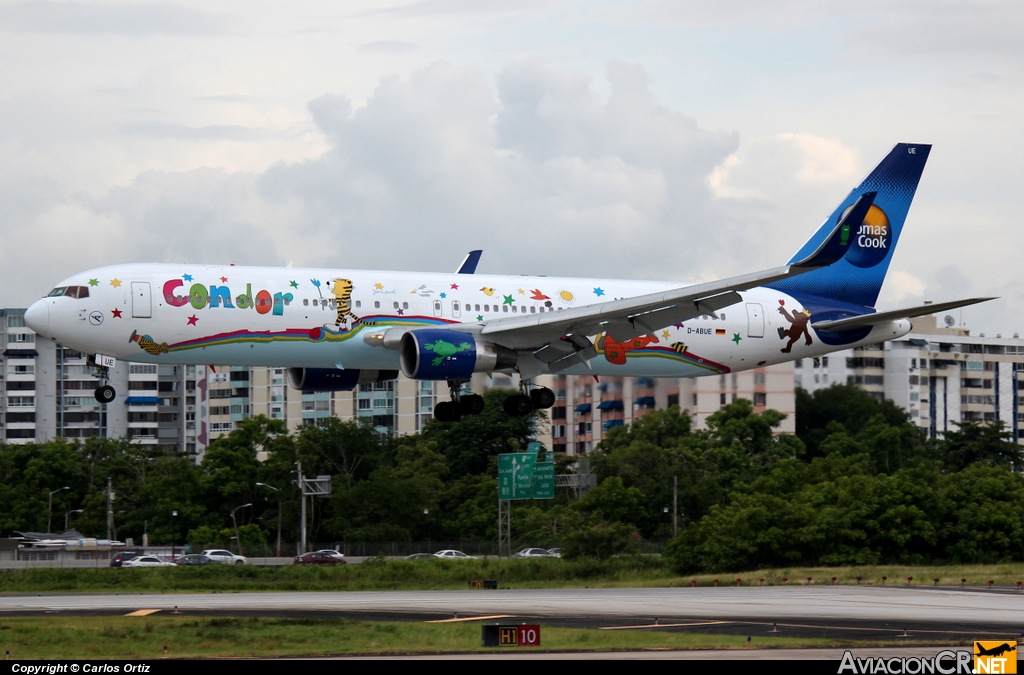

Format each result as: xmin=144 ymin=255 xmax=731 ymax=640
xmin=2 ymin=585 xmax=1021 ymax=636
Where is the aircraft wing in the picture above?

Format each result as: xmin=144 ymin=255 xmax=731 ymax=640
xmin=809 ymin=297 xmax=996 ymax=332
xmin=445 ymin=195 xmax=874 ymax=367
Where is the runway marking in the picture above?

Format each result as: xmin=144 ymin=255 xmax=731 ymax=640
xmin=602 ymin=621 xmax=732 ymax=630
xmin=427 ymin=614 xmax=513 ymax=623
xmin=125 ymin=609 xmax=161 ymax=616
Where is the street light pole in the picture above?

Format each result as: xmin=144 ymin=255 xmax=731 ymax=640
xmin=231 ymin=503 xmax=252 ymax=556
xmin=64 ymin=509 xmax=83 ymax=531
xmin=256 ymin=483 xmax=282 ymax=557
xmin=47 ymin=486 xmax=69 ymax=534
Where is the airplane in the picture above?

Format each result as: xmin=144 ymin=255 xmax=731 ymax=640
xmin=25 ymin=143 xmax=992 ymax=422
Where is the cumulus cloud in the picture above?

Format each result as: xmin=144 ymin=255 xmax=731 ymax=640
xmin=7 ymin=60 xmax=751 ymax=305
xmin=258 ymin=59 xmax=739 ymax=281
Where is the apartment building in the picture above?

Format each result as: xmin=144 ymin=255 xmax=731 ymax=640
xmin=795 ymin=315 xmax=1024 ymax=442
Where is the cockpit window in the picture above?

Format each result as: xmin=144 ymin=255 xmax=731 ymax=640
xmin=47 ymin=286 xmax=89 ymax=299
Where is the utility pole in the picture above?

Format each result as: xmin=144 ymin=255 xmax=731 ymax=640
xmin=106 ymin=477 xmax=114 ymax=541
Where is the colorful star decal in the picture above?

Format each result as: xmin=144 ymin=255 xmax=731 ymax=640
xmin=220 ymin=276 xmax=228 ymax=283
xmin=397 ymin=308 xmax=404 ymax=315
xmin=374 ymin=282 xmax=384 ymax=290
xmin=503 ymin=294 xmax=515 ymax=305
xmin=88 ymin=279 xmax=99 ymax=287
xmin=674 ymin=322 xmax=685 ymax=329
xmin=110 ymin=278 xmax=122 ymax=288
xmin=593 ymin=287 xmax=605 ymax=296
xmin=662 ymin=330 xmax=670 ymax=339
xmin=440 ymin=292 xmax=447 ymax=299
xmin=451 ymin=283 xmax=459 ymax=290
xmin=476 ymin=315 xmax=483 ymax=321
xmin=290 ymin=280 xmax=299 ymax=288
xmin=111 ymin=308 xmax=122 ymax=318
xmin=187 ymin=315 xmax=199 ymax=326
xmin=183 ymin=274 xmax=193 ymax=282
xmin=732 ymin=333 xmax=742 ymax=344
xmin=517 ymin=288 xmax=525 ymax=295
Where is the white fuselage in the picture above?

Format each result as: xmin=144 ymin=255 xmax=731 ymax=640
xmin=26 ymin=263 xmax=910 ymax=379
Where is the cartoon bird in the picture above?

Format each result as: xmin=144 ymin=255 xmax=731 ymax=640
xmin=480 ymin=287 xmax=496 ymax=297
xmin=530 ymin=289 xmax=550 ymax=301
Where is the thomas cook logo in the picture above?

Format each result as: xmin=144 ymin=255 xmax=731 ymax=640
xmin=975 ymin=641 xmax=1016 ymax=674
xmin=841 ymin=203 xmax=891 ymax=269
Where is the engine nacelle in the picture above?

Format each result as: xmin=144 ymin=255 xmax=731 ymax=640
xmin=286 ymin=367 xmax=398 ymax=392
xmin=399 ymin=329 xmax=517 ymax=380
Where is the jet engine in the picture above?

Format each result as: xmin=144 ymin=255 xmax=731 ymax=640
xmin=285 ymin=367 xmax=398 ymax=392
xmin=399 ymin=329 xmax=517 ymax=380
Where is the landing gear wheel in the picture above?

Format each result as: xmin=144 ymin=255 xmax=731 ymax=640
xmin=459 ymin=393 xmax=486 ymax=416
xmin=94 ymin=385 xmax=116 ymax=404
xmin=503 ymin=394 xmax=534 ymax=416
xmin=530 ymin=387 xmax=556 ymax=409
xmin=434 ymin=400 xmax=462 ymax=423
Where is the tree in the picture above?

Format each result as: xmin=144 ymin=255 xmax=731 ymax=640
xmin=796 ymin=384 xmax=912 ymax=458
xmin=940 ymin=420 xmax=1022 ymax=472
xmin=420 ymin=389 xmax=540 ymax=479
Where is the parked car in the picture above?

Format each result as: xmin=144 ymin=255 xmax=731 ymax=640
xmin=122 ymin=555 xmax=175 ymax=568
xmin=174 ymin=554 xmax=215 ymax=566
xmin=547 ymin=548 xmax=563 ymax=558
xmin=315 ymin=549 xmax=345 ymax=561
xmin=513 ymin=547 xmax=553 ymax=558
xmin=110 ymin=551 xmax=144 ymax=568
xmin=294 ymin=551 xmax=347 ymax=566
xmin=433 ymin=549 xmax=474 ymax=560
xmin=200 ymin=549 xmax=247 ymax=565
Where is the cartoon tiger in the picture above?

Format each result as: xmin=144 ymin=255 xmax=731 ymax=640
xmin=329 ymin=278 xmax=359 ymax=327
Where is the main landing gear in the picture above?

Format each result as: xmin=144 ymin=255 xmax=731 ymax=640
xmin=432 ymin=379 xmax=556 ymax=422
xmin=502 ymin=383 xmax=556 ymax=416
xmin=433 ymin=381 xmax=484 ymax=423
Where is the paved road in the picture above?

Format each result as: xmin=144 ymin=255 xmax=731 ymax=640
xmin=2 ymin=585 xmax=1021 ymax=627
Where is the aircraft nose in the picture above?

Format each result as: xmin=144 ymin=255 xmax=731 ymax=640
xmin=25 ymin=299 xmax=49 ymax=336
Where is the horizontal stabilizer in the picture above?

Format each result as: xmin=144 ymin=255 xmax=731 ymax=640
xmin=811 ymin=297 xmax=996 ymax=332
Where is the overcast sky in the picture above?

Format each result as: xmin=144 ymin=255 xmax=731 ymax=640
xmin=1 ymin=0 xmax=1021 ymax=335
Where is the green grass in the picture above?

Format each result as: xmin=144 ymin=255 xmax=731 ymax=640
xmin=2 ymin=559 xmax=1023 ymax=594
xmin=0 ymin=615 xmax=935 ymax=659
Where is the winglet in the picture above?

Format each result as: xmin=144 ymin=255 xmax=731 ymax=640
xmin=456 ymin=250 xmax=483 ymax=274
xmin=792 ymin=192 xmax=876 ymax=269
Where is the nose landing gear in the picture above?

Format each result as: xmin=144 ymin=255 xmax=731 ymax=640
xmin=88 ymin=354 xmax=117 ymax=404
xmin=94 ymin=384 xmax=116 ymax=404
